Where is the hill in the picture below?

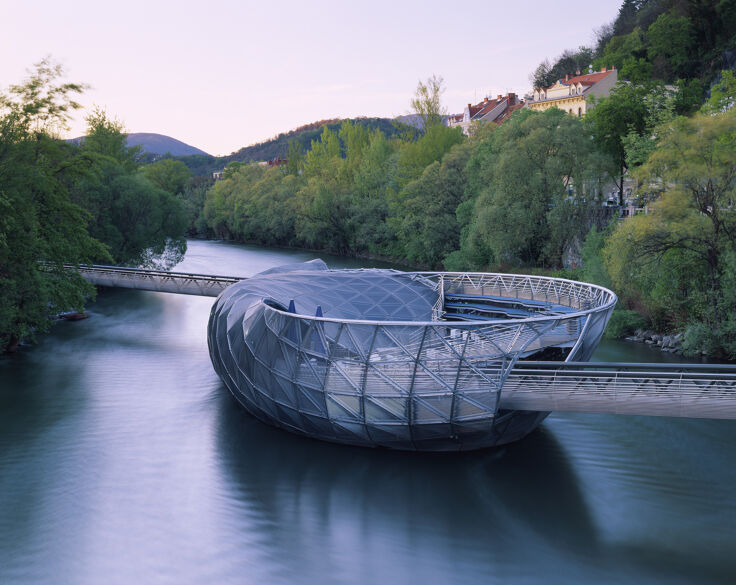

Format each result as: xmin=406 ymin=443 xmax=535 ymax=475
xmin=531 ymin=0 xmax=736 ymax=91
xmin=173 ymin=117 xmax=415 ymax=176
xmin=224 ymin=117 xmax=406 ymax=163
xmin=126 ymin=133 xmax=210 ymax=156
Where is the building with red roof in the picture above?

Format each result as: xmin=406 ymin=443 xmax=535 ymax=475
xmin=446 ymin=92 xmax=525 ymax=134
xmin=528 ymin=67 xmax=618 ymax=116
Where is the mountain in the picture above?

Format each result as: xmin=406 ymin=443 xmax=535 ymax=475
xmin=125 ymin=133 xmax=210 ymax=156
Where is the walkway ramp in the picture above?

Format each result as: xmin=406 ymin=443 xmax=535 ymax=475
xmin=501 ymin=361 xmax=736 ymax=420
xmin=74 ymin=264 xmax=243 ymax=297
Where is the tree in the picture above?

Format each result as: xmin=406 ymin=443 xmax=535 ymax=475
xmin=603 ymin=109 xmax=736 ymax=354
xmin=391 ymin=142 xmax=473 ymax=267
xmin=396 ymin=124 xmax=464 ymax=186
xmin=531 ymin=47 xmax=595 ymax=89
xmin=286 ymin=139 xmax=304 ymax=175
xmin=453 ymin=108 xmax=603 ymax=269
xmin=701 ymin=70 xmax=736 ymax=114
xmin=74 ymin=109 xmax=188 ymax=267
xmin=82 ymin=107 xmax=141 ymax=171
xmin=585 ymin=82 xmax=652 ymax=203
xmin=410 ymin=74 xmax=447 ymax=130
xmin=141 ymin=159 xmax=192 ymax=195
xmin=647 ymin=12 xmax=695 ymax=80
xmin=621 ymin=85 xmax=678 ymax=168
xmin=612 ymin=0 xmax=644 ymax=37
xmin=530 ymin=59 xmax=553 ymax=89
xmin=593 ymin=21 xmax=615 ymax=58
xmin=0 ymin=59 xmax=109 ymax=352
xmin=593 ymin=27 xmax=646 ymax=73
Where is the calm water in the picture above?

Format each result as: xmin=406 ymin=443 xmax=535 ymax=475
xmin=1 ymin=240 xmax=735 ymax=585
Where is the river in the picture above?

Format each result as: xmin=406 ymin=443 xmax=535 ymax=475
xmin=1 ymin=240 xmax=734 ymax=585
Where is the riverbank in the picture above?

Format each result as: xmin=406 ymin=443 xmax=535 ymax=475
xmin=625 ymin=329 xmax=685 ymax=354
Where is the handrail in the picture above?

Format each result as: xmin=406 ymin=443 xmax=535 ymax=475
xmin=69 ymin=263 xmax=245 ymax=282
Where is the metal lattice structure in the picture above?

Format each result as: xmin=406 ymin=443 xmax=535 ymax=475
xmin=74 ymin=261 xmax=736 ymax=450
xmin=207 ymin=261 xmax=617 ymax=451
xmin=501 ymin=361 xmax=736 ymax=419
xmin=73 ymin=264 xmax=242 ymax=297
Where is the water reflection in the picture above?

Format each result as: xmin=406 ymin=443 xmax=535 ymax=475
xmin=215 ymin=390 xmax=601 ymax=584
xmin=0 ymin=240 xmax=735 ymax=585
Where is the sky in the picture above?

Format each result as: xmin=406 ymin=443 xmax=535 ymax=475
xmin=2 ymin=0 xmax=621 ymax=156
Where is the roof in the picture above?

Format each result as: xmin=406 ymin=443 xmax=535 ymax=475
xmin=469 ymin=97 xmax=503 ymax=120
xmin=494 ymin=101 xmax=525 ymax=123
xmin=219 ymin=260 xmax=437 ymax=323
xmin=541 ymin=69 xmax=616 ymax=91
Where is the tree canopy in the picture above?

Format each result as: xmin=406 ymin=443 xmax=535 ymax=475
xmin=1 ymin=61 xmax=190 ymax=351
xmin=0 ymin=60 xmax=109 ymax=352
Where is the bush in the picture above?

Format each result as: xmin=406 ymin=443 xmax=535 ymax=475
xmin=682 ymin=320 xmax=736 ymax=360
xmin=604 ymin=309 xmax=648 ymax=339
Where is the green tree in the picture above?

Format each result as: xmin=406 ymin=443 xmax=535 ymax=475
xmin=454 ymin=109 xmax=602 ymax=269
xmin=621 ymin=85 xmax=677 ymax=168
xmin=391 ymin=141 xmax=473 ymax=267
xmin=594 ymin=27 xmax=646 ymax=73
xmin=74 ymin=109 xmax=187 ymax=267
xmin=531 ymin=47 xmax=595 ymax=89
xmin=180 ymin=175 xmax=213 ymax=234
xmin=619 ymin=57 xmax=652 ymax=84
xmin=604 ymin=109 xmax=736 ymax=354
xmin=141 ymin=158 xmax=192 ymax=195
xmin=647 ymin=11 xmax=695 ymax=80
xmin=701 ymin=70 xmax=736 ymax=114
xmin=82 ymin=107 xmax=141 ymax=171
xmin=286 ymin=139 xmax=304 ymax=175
xmin=585 ymin=82 xmax=653 ymax=203
xmin=0 ymin=60 xmax=110 ymax=352
xmin=395 ymin=124 xmax=464 ymax=186
xmin=410 ymin=74 xmax=447 ymax=130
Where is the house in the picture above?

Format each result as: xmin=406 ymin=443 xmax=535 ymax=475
xmin=446 ymin=92 xmax=525 ymax=134
xmin=527 ymin=67 xmax=618 ymax=116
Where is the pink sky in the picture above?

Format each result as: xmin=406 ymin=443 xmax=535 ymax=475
xmin=3 ymin=0 xmax=621 ymax=156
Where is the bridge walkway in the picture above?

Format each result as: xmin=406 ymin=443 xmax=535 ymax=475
xmin=73 ymin=264 xmax=244 ymax=297
xmin=500 ymin=361 xmax=736 ymax=420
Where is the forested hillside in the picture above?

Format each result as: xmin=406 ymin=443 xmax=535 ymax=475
xmin=532 ymin=0 xmax=735 ymax=90
xmin=174 ymin=117 xmax=412 ymax=176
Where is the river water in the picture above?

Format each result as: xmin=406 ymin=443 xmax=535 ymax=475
xmin=1 ymin=240 xmax=734 ymax=585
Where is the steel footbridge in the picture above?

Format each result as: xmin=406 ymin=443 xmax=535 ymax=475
xmin=74 ymin=264 xmax=736 ymax=424
xmin=74 ymin=264 xmax=243 ymax=297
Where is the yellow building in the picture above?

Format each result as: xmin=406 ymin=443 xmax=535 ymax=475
xmin=527 ymin=68 xmax=618 ymax=116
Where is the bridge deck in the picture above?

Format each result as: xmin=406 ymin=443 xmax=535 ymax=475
xmin=500 ymin=361 xmax=736 ymax=420
xmin=74 ymin=264 xmax=244 ymax=297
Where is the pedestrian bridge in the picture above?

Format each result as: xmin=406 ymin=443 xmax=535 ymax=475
xmin=74 ymin=264 xmax=242 ymax=297
xmin=501 ymin=361 xmax=736 ymax=420
xmin=75 ymin=264 xmax=736 ymax=422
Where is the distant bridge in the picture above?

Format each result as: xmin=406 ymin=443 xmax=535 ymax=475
xmin=74 ymin=264 xmax=243 ymax=297
xmin=75 ymin=264 xmax=736 ymax=421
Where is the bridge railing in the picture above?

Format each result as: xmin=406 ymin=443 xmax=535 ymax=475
xmin=501 ymin=361 xmax=736 ymax=419
xmin=70 ymin=264 xmax=244 ymax=297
